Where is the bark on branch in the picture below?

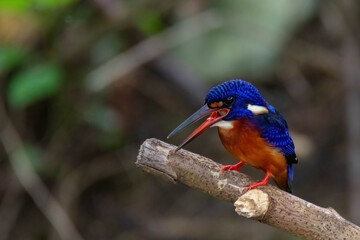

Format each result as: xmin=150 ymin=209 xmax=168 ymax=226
xmin=136 ymin=138 xmax=360 ymax=240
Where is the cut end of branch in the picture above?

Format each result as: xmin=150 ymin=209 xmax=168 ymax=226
xmin=136 ymin=139 xmax=360 ymax=239
xmin=234 ymin=189 xmax=269 ymax=219
xmin=136 ymin=138 xmax=177 ymax=183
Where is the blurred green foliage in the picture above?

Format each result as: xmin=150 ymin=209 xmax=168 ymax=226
xmin=0 ymin=0 xmax=31 ymax=12
xmin=135 ymin=9 xmax=165 ymax=36
xmin=35 ymin=0 xmax=77 ymax=9
xmin=7 ymin=63 xmax=63 ymax=108
xmin=0 ymin=45 xmax=26 ymax=72
xmin=90 ymin=34 xmax=125 ymax=65
xmin=17 ymin=144 xmax=44 ymax=172
xmin=0 ymin=0 xmax=77 ymax=11
xmin=174 ymin=0 xmax=317 ymax=80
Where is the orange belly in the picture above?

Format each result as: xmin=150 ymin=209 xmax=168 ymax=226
xmin=218 ymin=119 xmax=288 ymax=188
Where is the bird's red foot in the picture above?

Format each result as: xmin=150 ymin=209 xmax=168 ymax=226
xmin=247 ymin=172 xmax=271 ymax=191
xmin=220 ymin=162 xmax=244 ymax=173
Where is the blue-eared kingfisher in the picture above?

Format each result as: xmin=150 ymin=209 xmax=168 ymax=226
xmin=167 ymin=80 xmax=298 ymax=193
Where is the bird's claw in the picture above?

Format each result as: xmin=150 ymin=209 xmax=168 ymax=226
xmin=220 ymin=162 xmax=244 ymax=173
xmin=246 ymin=172 xmax=271 ymax=191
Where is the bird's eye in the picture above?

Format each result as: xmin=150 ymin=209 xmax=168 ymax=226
xmin=224 ymin=96 xmax=234 ymax=106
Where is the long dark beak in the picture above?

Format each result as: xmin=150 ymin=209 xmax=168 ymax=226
xmin=167 ymin=105 xmax=230 ymax=151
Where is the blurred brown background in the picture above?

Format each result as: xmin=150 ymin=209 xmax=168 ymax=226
xmin=0 ymin=0 xmax=359 ymax=239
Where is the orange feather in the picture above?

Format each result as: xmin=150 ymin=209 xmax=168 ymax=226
xmin=218 ymin=119 xmax=288 ymax=189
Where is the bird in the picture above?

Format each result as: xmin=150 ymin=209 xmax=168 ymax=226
xmin=167 ymin=79 xmax=298 ymax=193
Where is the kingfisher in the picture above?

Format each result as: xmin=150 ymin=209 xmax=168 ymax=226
xmin=167 ymin=80 xmax=297 ymax=193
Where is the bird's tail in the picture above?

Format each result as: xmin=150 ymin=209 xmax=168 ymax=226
xmin=273 ymin=164 xmax=293 ymax=193
xmin=286 ymin=164 xmax=294 ymax=193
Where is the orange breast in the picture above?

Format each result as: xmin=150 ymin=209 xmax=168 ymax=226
xmin=218 ymin=119 xmax=288 ymax=187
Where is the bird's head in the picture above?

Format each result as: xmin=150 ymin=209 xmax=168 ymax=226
xmin=168 ymin=80 xmax=271 ymax=150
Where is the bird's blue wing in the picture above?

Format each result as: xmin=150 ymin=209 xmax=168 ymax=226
xmin=252 ymin=109 xmax=297 ymax=193
xmin=252 ymin=110 xmax=298 ymax=164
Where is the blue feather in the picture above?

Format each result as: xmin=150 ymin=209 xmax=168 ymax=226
xmin=252 ymin=110 xmax=297 ymax=161
xmin=206 ymin=80 xmax=267 ymax=107
xmin=205 ymin=79 xmax=297 ymax=192
xmin=268 ymin=105 xmax=275 ymax=113
xmin=287 ymin=164 xmax=294 ymax=193
xmin=287 ymin=164 xmax=294 ymax=183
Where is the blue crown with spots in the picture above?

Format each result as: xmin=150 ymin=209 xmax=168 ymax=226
xmin=205 ymin=80 xmax=270 ymax=120
xmin=205 ymin=80 xmax=267 ymax=106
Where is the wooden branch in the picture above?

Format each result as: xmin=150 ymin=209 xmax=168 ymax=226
xmin=136 ymin=138 xmax=360 ymax=240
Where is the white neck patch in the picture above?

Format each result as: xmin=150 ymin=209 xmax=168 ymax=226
xmin=247 ymin=104 xmax=269 ymax=115
xmin=211 ymin=120 xmax=233 ymax=129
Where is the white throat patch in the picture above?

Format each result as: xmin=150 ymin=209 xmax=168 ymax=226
xmin=211 ymin=120 xmax=233 ymax=129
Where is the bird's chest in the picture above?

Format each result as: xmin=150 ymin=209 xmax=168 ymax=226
xmin=217 ymin=119 xmax=285 ymax=170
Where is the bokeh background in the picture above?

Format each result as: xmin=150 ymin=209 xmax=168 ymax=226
xmin=0 ymin=0 xmax=360 ymax=239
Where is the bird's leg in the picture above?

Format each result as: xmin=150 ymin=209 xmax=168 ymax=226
xmin=247 ymin=172 xmax=271 ymax=191
xmin=220 ymin=161 xmax=244 ymax=172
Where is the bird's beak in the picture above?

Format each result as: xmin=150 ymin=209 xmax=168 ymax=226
xmin=167 ymin=105 xmax=230 ymax=151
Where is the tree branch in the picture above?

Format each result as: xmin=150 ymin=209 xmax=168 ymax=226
xmin=136 ymin=138 xmax=360 ymax=240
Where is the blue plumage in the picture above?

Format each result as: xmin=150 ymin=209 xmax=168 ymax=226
xmin=170 ymin=79 xmax=297 ymax=192
xmin=252 ymin=110 xmax=297 ymax=161
xmin=206 ymin=80 xmax=267 ymax=107
xmin=206 ymin=79 xmax=296 ymax=158
xmin=206 ymin=79 xmax=297 ymax=192
xmin=252 ymin=108 xmax=298 ymax=193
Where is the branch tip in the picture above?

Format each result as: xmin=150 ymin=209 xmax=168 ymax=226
xmin=234 ymin=189 xmax=269 ymax=219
